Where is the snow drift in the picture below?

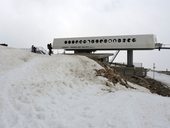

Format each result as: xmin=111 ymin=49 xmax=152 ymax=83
xmin=0 ymin=46 xmax=170 ymax=128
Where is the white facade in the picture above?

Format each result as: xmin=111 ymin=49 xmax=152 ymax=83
xmin=53 ymin=34 xmax=156 ymax=50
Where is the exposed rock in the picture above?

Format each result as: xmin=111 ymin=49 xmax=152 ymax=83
xmin=95 ymin=66 xmax=134 ymax=89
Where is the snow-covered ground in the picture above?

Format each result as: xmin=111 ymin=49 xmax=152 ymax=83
xmin=0 ymin=46 xmax=170 ymax=128
xmin=147 ymin=71 xmax=170 ymax=87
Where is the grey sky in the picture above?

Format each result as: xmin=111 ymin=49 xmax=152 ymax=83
xmin=0 ymin=0 xmax=170 ymax=70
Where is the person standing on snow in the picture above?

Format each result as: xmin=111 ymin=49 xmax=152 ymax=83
xmin=47 ymin=43 xmax=53 ymax=55
xmin=31 ymin=45 xmax=36 ymax=53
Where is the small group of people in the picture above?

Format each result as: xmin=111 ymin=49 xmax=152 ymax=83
xmin=31 ymin=43 xmax=53 ymax=55
xmin=31 ymin=43 xmax=53 ymax=56
xmin=0 ymin=43 xmax=8 ymax=47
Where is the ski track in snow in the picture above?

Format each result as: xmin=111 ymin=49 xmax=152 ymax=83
xmin=0 ymin=46 xmax=170 ymax=128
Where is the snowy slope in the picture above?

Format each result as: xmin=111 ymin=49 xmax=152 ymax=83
xmin=147 ymin=71 xmax=170 ymax=87
xmin=0 ymin=46 xmax=170 ymax=128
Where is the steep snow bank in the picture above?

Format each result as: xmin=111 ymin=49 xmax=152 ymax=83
xmin=0 ymin=46 xmax=36 ymax=73
xmin=0 ymin=46 xmax=170 ymax=128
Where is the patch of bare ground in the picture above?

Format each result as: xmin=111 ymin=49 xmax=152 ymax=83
xmin=95 ymin=65 xmax=134 ymax=89
xmin=126 ymin=75 xmax=170 ymax=97
xmin=95 ymin=61 xmax=170 ymax=97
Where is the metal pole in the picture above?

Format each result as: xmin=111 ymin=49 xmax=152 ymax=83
xmin=127 ymin=50 xmax=133 ymax=67
xmin=153 ymin=63 xmax=155 ymax=79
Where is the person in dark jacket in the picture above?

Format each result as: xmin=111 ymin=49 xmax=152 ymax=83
xmin=47 ymin=43 xmax=53 ymax=55
xmin=31 ymin=45 xmax=36 ymax=53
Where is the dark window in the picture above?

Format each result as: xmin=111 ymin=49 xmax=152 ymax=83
xmin=88 ymin=40 xmax=91 ymax=43
xmin=64 ymin=41 xmax=67 ymax=44
xmin=123 ymin=39 xmax=126 ymax=42
xmin=79 ymin=40 xmax=82 ymax=44
xmin=100 ymin=39 xmax=103 ymax=43
xmin=118 ymin=39 xmax=121 ymax=43
xmin=127 ymin=38 xmax=131 ymax=42
xmin=104 ymin=39 xmax=107 ymax=43
xmin=91 ymin=40 xmax=94 ymax=43
xmin=83 ymin=40 xmax=86 ymax=43
xmin=132 ymin=38 xmax=136 ymax=42
xmin=108 ymin=39 xmax=112 ymax=43
xmin=72 ymin=40 xmax=75 ymax=44
xmin=96 ymin=39 xmax=99 ymax=43
xmin=113 ymin=39 xmax=117 ymax=42
xmin=76 ymin=40 xmax=78 ymax=44
xmin=68 ymin=40 xmax=71 ymax=44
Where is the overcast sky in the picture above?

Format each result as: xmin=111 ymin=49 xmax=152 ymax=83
xmin=0 ymin=0 xmax=170 ymax=70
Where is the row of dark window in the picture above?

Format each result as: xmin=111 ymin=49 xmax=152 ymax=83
xmin=64 ymin=38 xmax=136 ymax=44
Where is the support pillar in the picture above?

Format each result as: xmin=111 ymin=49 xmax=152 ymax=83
xmin=127 ymin=50 xmax=133 ymax=67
